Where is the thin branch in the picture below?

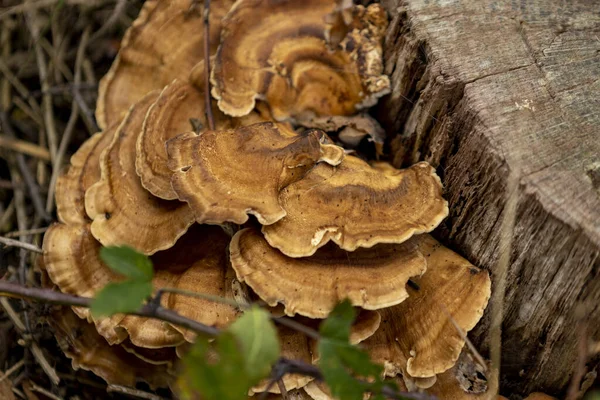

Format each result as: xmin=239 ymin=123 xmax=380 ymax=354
xmin=0 ymin=236 xmax=43 ymax=254
xmin=274 ymin=316 xmax=320 ymax=341
xmin=0 ymin=281 xmax=433 ymax=400
xmin=203 ymin=0 xmax=215 ymax=130
xmin=88 ymin=0 xmax=127 ymax=43
xmin=0 ymin=135 xmax=51 ymax=161
xmin=28 ymin=382 xmax=64 ymax=400
xmin=0 ymin=58 xmax=43 ymax=117
xmin=0 ymin=199 xmax=15 ymax=230
xmin=440 ymin=304 xmax=487 ymax=372
xmin=0 ymin=281 xmax=219 ymax=336
xmin=0 ymin=359 xmax=25 ymax=383
xmin=155 ymin=287 xmax=239 ymax=308
xmin=74 ymin=89 xmax=98 ymax=133
xmin=157 ymin=287 xmax=321 ymax=340
xmin=5 ymin=227 xmax=49 ymax=238
xmin=107 ymin=384 xmax=164 ymax=400
xmin=277 ymin=379 xmax=289 ymax=400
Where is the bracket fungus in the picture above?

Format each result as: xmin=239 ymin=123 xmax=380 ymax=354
xmin=43 ymin=223 xmax=237 ymax=348
xmin=167 ymin=121 xmax=344 ymax=225
xmin=262 ymin=156 xmax=448 ymax=257
xmin=211 ymin=0 xmax=390 ymax=120
xmin=49 ymin=307 xmax=173 ymax=389
xmin=230 ymin=228 xmax=426 ymax=318
xmin=361 ymin=235 xmax=491 ymax=381
xmin=55 ymin=127 xmax=115 ymax=226
xmin=96 ymin=0 xmax=234 ymax=128
xmin=85 ymin=92 xmax=195 ymax=254
xmin=135 ymin=71 xmax=267 ymax=200
xmin=39 ymin=0 xmax=496 ymax=396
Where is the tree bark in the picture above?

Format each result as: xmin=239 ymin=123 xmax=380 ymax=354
xmin=377 ymin=0 xmax=600 ymax=396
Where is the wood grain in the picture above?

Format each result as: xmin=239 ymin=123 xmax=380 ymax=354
xmin=377 ymin=0 xmax=600 ymax=395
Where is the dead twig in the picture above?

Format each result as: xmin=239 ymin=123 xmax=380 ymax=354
xmin=28 ymin=381 xmax=64 ymax=400
xmin=277 ymin=379 xmax=289 ymax=400
xmin=203 ymin=0 xmax=215 ymax=130
xmin=107 ymin=385 xmax=164 ymax=400
xmin=274 ymin=316 xmax=320 ymax=341
xmin=440 ymin=304 xmax=487 ymax=372
xmin=0 ymin=298 xmax=60 ymax=385
xmin=0 ymin=135 xmax=51 ymax=161
xmin=0 ymin=360 xmax=25 ymax=383
xmin=89 ymin=0 xmax=127 ymax=43
xmin=0 ymin=236 xmax=43 ymax=254
xmin=5 ymin=228 xmax=49 ymax=238
xmin=0 ymin=199 xmax=15 ymax=230
xmin=0 ymin=59 xmax=43 ymax=117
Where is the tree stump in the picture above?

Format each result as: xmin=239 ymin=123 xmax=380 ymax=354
xmin=377 ymin=0 xmax=600 ymax=396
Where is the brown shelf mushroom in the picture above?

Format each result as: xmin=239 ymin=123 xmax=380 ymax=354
xmin=55 ymin=127 xmax=115 ymax=225
xmin=210 ymin=0 xmax=390 ymax=120
xmin=135 ymin=71 xmax=267 ymax=200
xmin=230 ymin=228 xmax=426 ymax=318
xmin=43 ymin=223 xmax=237 ymax=348
xmin=85 ymin=92 xmax=195 ymax=254
xmin=49 ymin=307 xmax=173 ymax=389
xmin=96 ymin=0 xmax=234 ymax=129
xmin=361 ymin=235 xmax=491 ymax=381
xmin=42 ymin=223 xmax=126 ymax=343
xmin=262 ymin=156 xmax=448 ymax=258
xmin=166 ymin=122 xmax=344 ymax=225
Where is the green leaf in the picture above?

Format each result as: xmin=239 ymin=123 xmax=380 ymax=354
xmin=319 ymin=342 xmax=370 ymax=400
xmin=100 ymin=246 xmax=153 ymax=281
xmin=90 ymin=280 xmax=152 ymax=317
xmin=318 ymin=300 xmax=385 ymax=400
xmin=228 ymin=306 xmax=280 ymax=382
xmin=319 ymin=299 xmax=355 ymax=341
xmin=179 ymin=333 xmax=252 ymax=400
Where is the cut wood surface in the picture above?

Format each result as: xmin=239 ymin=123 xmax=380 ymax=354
xmin=378 ymin=0 xmax=599 ymax=396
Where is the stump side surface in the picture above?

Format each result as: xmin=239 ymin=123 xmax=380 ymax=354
xmin=379 ymin=0 xmax=600 ymax=395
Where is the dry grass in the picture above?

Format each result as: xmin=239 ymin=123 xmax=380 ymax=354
xmin=0 ymin=2 xmax=173 ymax=399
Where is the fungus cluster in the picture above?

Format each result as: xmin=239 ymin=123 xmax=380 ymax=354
xmin=42 ymin=0 xmax=491 ymax=398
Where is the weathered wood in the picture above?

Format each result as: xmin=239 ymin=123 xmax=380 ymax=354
xmin=377 ymin=0 xmax=600 ymax=396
